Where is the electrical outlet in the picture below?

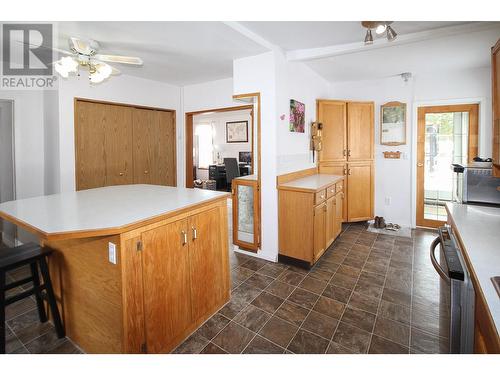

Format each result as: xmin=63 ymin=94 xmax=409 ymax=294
xmin=385 ymin=197 xmax=391 ymax=206
xmin=108 ymin=242 xmax=117 ymax=265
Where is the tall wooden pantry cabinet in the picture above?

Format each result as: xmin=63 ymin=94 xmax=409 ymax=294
xmin=317 ymin=100 xmax=374 ymax=222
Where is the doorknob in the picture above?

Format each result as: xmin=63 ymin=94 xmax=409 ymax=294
xmin=417 ymin=163 xmax=424 ymax=167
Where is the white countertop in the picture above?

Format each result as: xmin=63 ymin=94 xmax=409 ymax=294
xmin=0 ymin=185 xmax=228 ymax=239
xmin=278 ymin=174 xmax=344 ymax=192
xmin=446 ymin=203 xmax=500 ymax=336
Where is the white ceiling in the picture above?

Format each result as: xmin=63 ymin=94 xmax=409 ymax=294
xmin=305 ymin=26 xmax=500 ymax=82
xmin=55 ymin=22 xmax=268 ymax=86
xmin=53 ymin=21 xmax=500 ymax=85
xmin=240 ymin=21 xmax=470 ymax=50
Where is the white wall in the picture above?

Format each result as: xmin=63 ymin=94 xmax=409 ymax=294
xmin=0 ymin=91 xmax=45 ymax=200
xmin=275 ymin=54 xmax=330 ymax=174
xmin=329 ymin=67 xmax=492 ymax=227
xmin=193 ymin=109 xmax=252 ymax=180
xmin=57 ymin=72 xmax=182 ymax=192
xmin=234 ymin=51 xmax=278 ymax=261
xmin=43 ymin=90 xmax=60 ymax=195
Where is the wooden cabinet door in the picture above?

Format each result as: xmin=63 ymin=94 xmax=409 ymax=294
xmin=347 ymin=162 xmax=374 ymax=221
xmin=313 ymin=203 xmax=326 ymax=261
xmin=141 ymin=219 xmax=192 ymax=353
xmin=335 ymin=193 xmax=343 ymax=238
xmin=133 ymin=109 xmax=176 ymax=186
xmin=104 ymin=104 xmax=134 ymax=186
xmin=75 ymin=101 xmax=107 ymax=190
xmin=325 ymin=197 xmax=335 ymax=248
xmin=347 ymin=102 xmax=374 ymax=161
xmin=318 ymin=101 xmax=347 ymax=162
xmin=318 ymin=163 xmax=347 ymax=222
xmin=188 ymin=207 xmax=226 ymax=321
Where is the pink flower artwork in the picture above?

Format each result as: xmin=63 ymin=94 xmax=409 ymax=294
xmin=289 ymin=99 xmax=305 ymax=133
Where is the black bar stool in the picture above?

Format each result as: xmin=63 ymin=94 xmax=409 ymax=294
xmin=0 ymin=243 xmax=65 ymax=354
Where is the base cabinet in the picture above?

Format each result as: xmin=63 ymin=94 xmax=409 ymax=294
xmin=278 ymin=178 xmax=344 ymax=266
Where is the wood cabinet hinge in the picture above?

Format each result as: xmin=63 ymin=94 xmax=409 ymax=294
xmin=136 ymin=241 xmax=143 ymax=252
xmin=140 ymin=342 xmax=147 ymax=353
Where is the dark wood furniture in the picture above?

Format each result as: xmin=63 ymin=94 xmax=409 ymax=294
xmin=0 ymin=243 xmax=64 ymax=353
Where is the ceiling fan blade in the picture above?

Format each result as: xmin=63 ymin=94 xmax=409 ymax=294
xmin=14 ymin=40 xmax=72 ymax=56
xmin=94 ymin=54 xmax=143 ymax=65
xmin=69 ymin=37 xmax=94 ymax=55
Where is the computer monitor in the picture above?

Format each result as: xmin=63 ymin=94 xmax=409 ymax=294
xmin=239 ymin=151 xmax=251 ymax=164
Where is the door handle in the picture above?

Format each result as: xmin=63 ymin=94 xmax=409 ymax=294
xmin=417 ymin=163 xmax=424 ymax=167
xmin=192 ymin=227 xmax=197 ymax=240
xmin=181 ymin=231 xmax=187 ymax=246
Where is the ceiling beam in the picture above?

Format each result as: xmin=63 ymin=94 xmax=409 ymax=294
xmin=222 ymin=21 xmax=278 ymax=52
xmin=287 ymin=22 xmax=499 ymax=62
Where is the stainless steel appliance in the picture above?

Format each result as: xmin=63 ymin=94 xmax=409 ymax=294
xmin=463 ymin=162 xmax=500 ymax=205
xmin=430 ymin=226 xmax=475 ymax=354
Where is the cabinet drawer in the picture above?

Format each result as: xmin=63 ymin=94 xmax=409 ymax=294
xmin=315 ymin=190 xmax=326 ymax=205
xmin=326 ymin=184 xmax=336 ymax=199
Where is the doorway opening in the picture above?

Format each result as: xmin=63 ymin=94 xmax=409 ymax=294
xmin=416 ymin=104 xmax=479 ymax=227
xmin=0 ymin=99 xmax=16 ymax=246
xmin=185 ymin=104 xmax=254 ymax=190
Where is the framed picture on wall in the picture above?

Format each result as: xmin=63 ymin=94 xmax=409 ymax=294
xmin=290 ymin=99 xmax=305 ymax=133
xmin=226 ymin=121 xmax=248 ymax=143
xmin=381 ymin=101 xmax=406 ymax=145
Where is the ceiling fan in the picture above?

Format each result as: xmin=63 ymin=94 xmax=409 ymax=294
xmin=53 ymin=37 xmax=143 ymax=83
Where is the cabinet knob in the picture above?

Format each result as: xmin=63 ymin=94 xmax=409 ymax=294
xmin=320 ymin=195 xmax=325 ymax=199
xmin=144 ymin=170 xmax=149 ymax=174
xmin=119 ymin=172 xmax=124 ymax=176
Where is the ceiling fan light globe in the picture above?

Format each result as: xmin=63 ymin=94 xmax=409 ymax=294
xmin=97 ymin=63 xmax=112 ymax=78
xmin=61 ymin=56 xmax=78 ymax=73
xmin=89 ymin=72 xmax=105 ymax=84
xmin=54 ymin=62 xmax=69 ymax=78
xmin=375 ymin=24 xmax=387 ymax=35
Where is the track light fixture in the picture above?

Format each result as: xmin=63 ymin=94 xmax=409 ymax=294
xmin=361 ymin=21 xmax=397 ymax=44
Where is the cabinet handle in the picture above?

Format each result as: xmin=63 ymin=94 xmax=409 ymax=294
xmin=192 ymin=227 xmax=197 ymax=240
xmin=181 ymin=231 xmax=187 ymax=245
xmin=343 ymin=168 xmax=347 ymax=175
xmin=343 ymin=149 xmax=347 ymax=156
xmin=347 ymin=150 xmax=351 ymax=157
xmin=348 ymin=169 xmax=352 ymax=175
xmin=119 ymin=172 xmax=124 ymax=176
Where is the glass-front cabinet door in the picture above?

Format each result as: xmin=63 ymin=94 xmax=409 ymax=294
xmin=232 ymin=176 xmax=260 ymax=252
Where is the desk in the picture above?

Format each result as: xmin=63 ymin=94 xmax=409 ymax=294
xmin=209 ymin=164 xmax=251 ymax=190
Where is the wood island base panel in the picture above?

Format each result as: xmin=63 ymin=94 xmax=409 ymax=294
xmin=0 ymin=185 xmax=230 ymax=354
xmin=44 ymin=199 xmax=229 ymax=354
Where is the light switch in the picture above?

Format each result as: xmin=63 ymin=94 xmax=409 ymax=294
xmin=108 ymin=242 xmax=117 ymax=265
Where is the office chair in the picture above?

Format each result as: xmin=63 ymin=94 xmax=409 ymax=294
xmin=224 ymin=158 xmax=240 ymax=192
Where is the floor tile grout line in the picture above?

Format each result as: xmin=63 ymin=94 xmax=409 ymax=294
xmin=366 ymin=232 xmax=396 ymax=352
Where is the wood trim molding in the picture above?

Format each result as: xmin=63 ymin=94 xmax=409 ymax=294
xmin=184 ymin=104 xmax=254 ymax=189
xmin=74 ymin=97 xmax=176 ymax=113
xmin=416 ymin=104 xmax=479 ymax=227
xmin=276 ymin=168 xmax=318 ymax=186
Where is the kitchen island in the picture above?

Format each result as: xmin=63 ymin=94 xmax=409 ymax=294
xmin=0 ymin=185 xmax=230 ymax=353
xmin=446 ymin=202 xmax=500 ymax=353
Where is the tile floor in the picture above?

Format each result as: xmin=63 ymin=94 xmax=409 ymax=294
xmin=173 ymin=223 xmax=451 ymax=354
xmin=2 ymin=222 xmax=450 ymax=354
